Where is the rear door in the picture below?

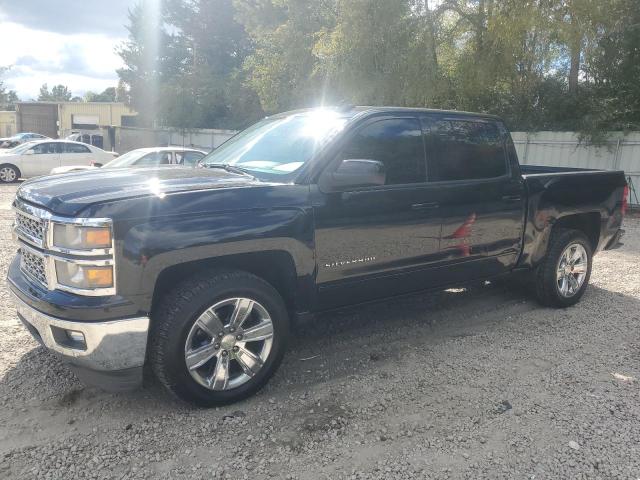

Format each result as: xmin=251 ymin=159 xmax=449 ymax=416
xmin=20 ymin=142 xmax=61 ymax=177
xmin=422 ymin=115 xmax=525 ymax=279
xmin=313 ymin=116 xmax=443 ymax=308
xmin=60 ymin=142 xmax=93 ymax=167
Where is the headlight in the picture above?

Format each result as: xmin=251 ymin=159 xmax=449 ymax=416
xmin=55 ymin=262 xmax=114 ymax=290
xmin=52 ymin=223 xmax=112 ymax=251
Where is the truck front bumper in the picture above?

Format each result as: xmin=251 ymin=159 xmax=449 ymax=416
xmin=11 ymin=291 xmax=149 ymax=391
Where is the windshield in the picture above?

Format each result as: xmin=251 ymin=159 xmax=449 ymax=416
xmin=103 ymin=149 xmax=151 ymax=168
xmin=200 ymin=111 xmax=348 ymax=176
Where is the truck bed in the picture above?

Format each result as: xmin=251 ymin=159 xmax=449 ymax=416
xmin=518 ymin=164 xmax=627 ymax=268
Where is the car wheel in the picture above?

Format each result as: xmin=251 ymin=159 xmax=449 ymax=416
xmin=149 ymin=269 xmax=290 ymax=407
xmin=534 ymin=228 xmax=592 ymax=308
xmin=0 ymin=164 xmax=19 ymax=183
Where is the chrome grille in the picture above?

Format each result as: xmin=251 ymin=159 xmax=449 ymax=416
xmin=15 ymin=210 xmax=46 ymax=245
xmin=20 ymin=248 xmax=47 ymax=286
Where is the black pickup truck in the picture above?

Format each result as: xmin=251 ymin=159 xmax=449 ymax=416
xmin=8 ymin=107 xmax=628 ymax=406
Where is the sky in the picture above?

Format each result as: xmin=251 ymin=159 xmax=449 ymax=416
xmin=0 ymin=0 xmax=134 ymax=100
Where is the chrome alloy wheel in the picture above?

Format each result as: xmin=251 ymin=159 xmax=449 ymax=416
xmin=0 ymin=167 xmax=16 ymax=182
xmin=556 ymin=243 xmax=588 ymax=298
xmin=184 ymin=298 xmax=274 ymax=390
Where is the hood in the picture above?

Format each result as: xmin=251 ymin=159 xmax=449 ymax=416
xmin=17 ymin=167 xmax=263 ymax=216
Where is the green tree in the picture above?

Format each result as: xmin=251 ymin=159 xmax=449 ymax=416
xmin=236 ymin=0 xmax=338 ymax=112
xmin=584 ymin=0 xmax=640 ymax=130
xmin=38 ymin=83 xmax=73 ymax=102
xmin=118 ymin=0 xmax=262 ymax=129
xmin=116 ymin=0 xmax=640 ymax=136
xmin=0 ymin=67 xmax=19 ymax=109
xmin=84 ymin=87 xmax=117 ymax=102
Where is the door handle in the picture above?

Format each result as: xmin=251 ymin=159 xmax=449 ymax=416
xmin=502 ymin=195 xmax=522 ymax=202
xmin=411 ymin=202 xmax=439 ymax=210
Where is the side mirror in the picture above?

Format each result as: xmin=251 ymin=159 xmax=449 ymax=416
xmin=24 ymin=149 xmax=34 ymax=155
xmin=320 ymin=159 xmax=386 ymax=191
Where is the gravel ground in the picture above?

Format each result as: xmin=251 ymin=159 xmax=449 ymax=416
xmin=0 ymin=182 xmax=638 ymax=480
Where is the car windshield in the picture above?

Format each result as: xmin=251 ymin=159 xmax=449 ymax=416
xmin=103 ymin=149 xmax=152 ymax=168
xmin=200 ymin=110 xmax=349 ymax=176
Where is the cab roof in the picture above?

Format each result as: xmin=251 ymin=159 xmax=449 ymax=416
xmin=271 ymin=106 xmax=502 ymax=121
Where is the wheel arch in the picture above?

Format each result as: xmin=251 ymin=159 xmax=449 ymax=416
xmin=151 ymin=250 xmax=300 ymax=317
xmin=522 ymin=211 xmax=602 ymax=268
xmin=552 ymin=212 xmax=601 ymax=252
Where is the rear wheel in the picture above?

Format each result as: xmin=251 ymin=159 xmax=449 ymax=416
xmin=149 ymin=269 xmax=289 ymax=406
xmin=0 ymin=164 xmax=19 ymax=183
xmin=534 ymin=228 xmax=592 ymax=307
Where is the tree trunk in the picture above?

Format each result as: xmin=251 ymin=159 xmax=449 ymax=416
xmin=568 ymin=39 xmax=581 ymax=93
xmin=568 ymin=10 xmax=581 ymax=94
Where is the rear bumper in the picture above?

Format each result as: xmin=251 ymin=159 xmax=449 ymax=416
xmin=10 ymin=290 xmax=149 ymax=391
xmin=604 ymin=229 xmax=625 ymax=250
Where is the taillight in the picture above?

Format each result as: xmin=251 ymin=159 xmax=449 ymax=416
xmin=622 ymin=185 xmax=629 ymax=216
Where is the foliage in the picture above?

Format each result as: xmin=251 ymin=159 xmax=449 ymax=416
xmin=117 ymin=0 xmax=640 ymax=134
xmin=38 ymin=83 xmax=73 ymax=102
xmin=84 ymin=87 xmax=118 ymax=102
xmin=117 ymin=0 xmax=263 ymax=129
xmin=0 ymin=67 xmax=19 ymax=110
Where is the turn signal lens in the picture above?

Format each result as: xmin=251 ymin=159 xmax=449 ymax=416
xmin=85 ymin=229 xmax=111 ymax=246
xmin=85 ymin=267 xmax=113 ymax=287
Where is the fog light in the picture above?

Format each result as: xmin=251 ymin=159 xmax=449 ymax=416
xmin=50 ymin=326 xmax=87 ymax=350
xmin=66 ymin=330 xmax=85 ymax=343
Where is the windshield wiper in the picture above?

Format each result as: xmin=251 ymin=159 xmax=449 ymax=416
xmin=201 ymin=163 xmax=257 ymax=180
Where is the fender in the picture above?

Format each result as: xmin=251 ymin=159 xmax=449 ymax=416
xmin=116 ymin=207 xmax=315 ymax=311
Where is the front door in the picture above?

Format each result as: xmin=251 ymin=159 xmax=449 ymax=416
xmin=422 ymin=115 xmax=526 ymax=281
xmin=313 ymin=116 xmax=442 ymax=309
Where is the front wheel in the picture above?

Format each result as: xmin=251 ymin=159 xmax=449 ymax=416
xmin=534 ymin=228 xmax=593 ymax=308
xmin=149 ymin=269 xmax=290 ymax=407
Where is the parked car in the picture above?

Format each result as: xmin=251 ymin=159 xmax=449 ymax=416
xmin=0 ymin=139 xmax=117 ymax=182
xmin=65 ymin=132 xmax=105 ymax=149
xmin=8 ymin=107 xmax=627 ymax=406
xmin=0 ymin=132 xmax=49 ymax=149
xmin=50 ymin=147 xmax=207 ymax=174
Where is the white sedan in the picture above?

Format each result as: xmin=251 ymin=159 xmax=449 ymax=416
xmin=0 ymin=139 xmax=118 ymax=182
xmin=50 ymin=147 xmax=207 ymax=174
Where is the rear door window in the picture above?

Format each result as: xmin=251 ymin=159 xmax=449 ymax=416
xmin=64 ymin=143 xmax=91 ymax=153
xmin=135 ymin=152 xmax=172 ymax=166
xmin=181 ymin=151 xmax=205 ymax=166
xmin=424 ymin=118 xmax=507 ymax=182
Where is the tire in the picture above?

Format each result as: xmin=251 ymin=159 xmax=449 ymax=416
xmin=0 ymin=164 xmax=20 ymax=183
xmin=534 ymin=228 xmax=593 ymax=308
xmin=149 ymin=269 xmax=290 ymax=407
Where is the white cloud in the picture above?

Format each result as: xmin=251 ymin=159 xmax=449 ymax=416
xmin=0 ymin=22 xmax=125 ymax=99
